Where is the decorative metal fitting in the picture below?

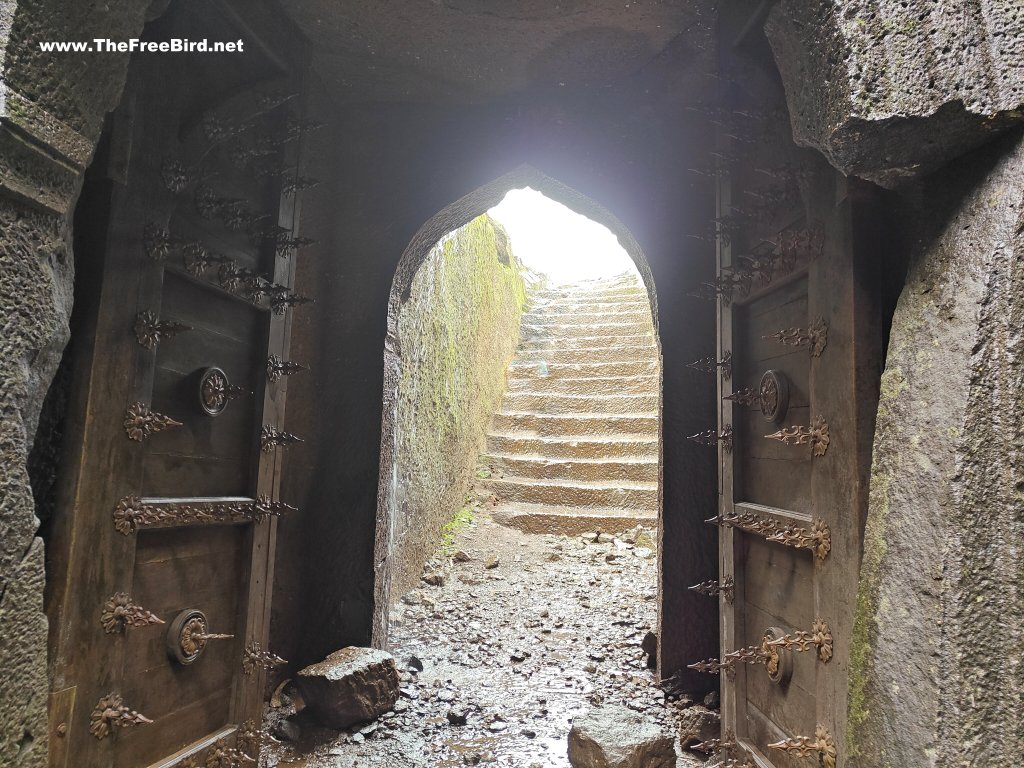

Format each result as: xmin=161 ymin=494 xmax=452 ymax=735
xmin=757 ymin=369 xmax=790 ymax=424
xmin=199 ymin=367 xmax=247 ymax=416
xmin=134 ymin=311 xmax=192 ymax=350
xmin=183 ymin=242 xmax=230 ymax=277
xmin=242 ymin=641 xmax=286 ymax=675
xmin=688 ymin=575 xmax=735 ymax=603
xmin=143 ymin=223 xmax=174 ymax=262
xmin=124 ymin=402 xmax=183 ymax=442
xmin=764 ymin=619 xmax=834 ymax=663
xmin=235 ymin=719 xmax=263 ymax=760
xmin=762 ymin=315 xmax=828 ymax=357
xmin=267 ymin=354 xmax=308 ymax=382
xmin=161 ymin=158 xmax=190 ymax=193
xmin=101 ymin=592 xmax=164 ymax=634
xmin=769 ymin=724 xmax=837 ymax=768
xmin=694 ymin=731 xmax=737 ymax=755
xmin=201 ymin=114 xmax=248 ymax=143
xmin=205 ymin=741 xmax=257 ymax=768
xmin=723 ymin=387 xmax=759 ymax=407
xmin=260 ymin=425 xmax=303 ymax=452
xmin=777 ymin=227 xmax=824 ymax=267
xmin=282 ymin=176 xmax=320 ymax=196
xmin=275 ymin=235 xmax=317 ymax=258
xmin=285 ymin=117 xmax=327 ymax=138
xmin=89 ymin=694 xmax=152 ymax=739
xmin=687 ymin=425 xmax=733 ymax=452
xmin=270 ymin=292 xmax=314 ymax=315
xmin=767 ymin=518 xmax=832 ymax=560
xmin=167 ymin=609 xmax=234 ymax=665
xmin=687 ymin=657 xmax=732 ymax=675
xmin=765 ymin=415 xmax=830 ymax=456
xmin=687 ymin=350 xmax=732 ymax=380
xmin=255 ymin=90 xmax=299 ymax=112
xmin=113 ymin=495 xmax=297 ymax=535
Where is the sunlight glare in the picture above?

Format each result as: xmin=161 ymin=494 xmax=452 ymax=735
xmin=488 ymin=188 xmax=638 ymax=285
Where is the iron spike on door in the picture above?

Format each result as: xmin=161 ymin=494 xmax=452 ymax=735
xmin=764 ymin=619 xmax=834 ymax=663
xmin=260 ymin=424 xmax=303 ymax=452
xmin=767 ymin=519 xmax=832 ymax=560
xmin=769 ymin=725 xmax=837 ymax=768
xmin=765 ymin=415 xmax=830 ymax=456
xmin=242 ymin=641 xmax=286 ymax=675
xmin=143 ymin=222 xmax=174 ymax=262
xmin=762 ymin=315 xmax=828 ymax=357
xmin=687 ymin=350 xmax=732 ymax=379
xmin=100 ymin=592 xmax=165 ymax=633
xmin=124 ymin=402 xmax=183 ymax=441
xmin=693 ymin=731 xmax=737 ymax=755
xmin=266 ymin=354 xmax=308 ymax=382
xmin=688 ymin=575 xmax=735 ymax=603
xmin=134 ymin=310 xmax=193 ymax=350
xmin=688 ymin=425 xmax=733 ymax=452
xmin=89 ymin=694 xmax=152 ymax=739
xmin=687 ymin=657 xmax=733 ymax=675
xmin=204 ymin=739 xmax=256 ymax=767
xmin=112 ymin=496 xmax=296 ymax=535
xmin=270 ymin=291 xmax=314 ymax=314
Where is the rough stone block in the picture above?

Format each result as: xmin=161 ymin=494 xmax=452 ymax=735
xmin=295 ymin=647 xmax=400 ymax=729
xmin=677 ymin=703 xmax=719 ymax=749
xmin=765 ymin=0 xmax=1024 ymax=186
xmin=567 ymin=704 xmax=675 ymax=768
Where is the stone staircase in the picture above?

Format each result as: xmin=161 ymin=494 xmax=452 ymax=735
xmin=478 ymin=273 xmax=660 ymax=534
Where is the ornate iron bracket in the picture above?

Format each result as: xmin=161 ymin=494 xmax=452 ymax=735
xmin=260 ymin=425 xmax=303 ymax=451
xmin=199 ymin=367 xmax=247 ymax=416
xmin=100 ymin=592 xmax=164 ymax=634
xmin=270 ymin=291 xmax=314 ymax=314
xmin=706 ymin=510 xmax=831 ymax=560
xmin=281 ymin=176 xmax=320 ymax=196
xmin=134 ymin=311 xmax=192 ymax=350
xmin=89 ymin=694 xmax=152 ymax=739
xmin=266 ymin=354 xmax=308 ymax=382
xmin=161 ymin=157 xmax=190 ymax=193
xmin=762 ymin=315 xmax=828 ymax=357
xmin=242 ymin=641 xmax=286 ymax=675
xmin=769 ymin=724 xmax=837 ymax=768
xmin=688 ymin=576 xmax=734 ymax=603
xmin=688 ymin=425 xmax=733 ymax=452
xmin=687 ymin=350 xmax=732 ymax=380
xmin=764 ymin=619 xmax=834 ymax=663
xmin=167 ymin=609 xmax=234 ymax=665
xmin=143 ymin=223 xmax=174 ymax=262
xmin=204 ymin=741 xmax=256 ymax=768
xmin=124 ymin=402 xmax=183 ymax=441
xmin=694 ymin=731 xmax=737 ymax=755
xmin=765 ymin=415 xmax=830 ymax=456
xmin=113 ymin=495 xmax=297 ymax=535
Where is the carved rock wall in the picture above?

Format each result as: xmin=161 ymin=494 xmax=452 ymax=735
xmin=849 ymin=130 xmax=1024 ymax=766
xmin=0 ymin=1 xmax=146 ymax=765
xmin=765 ymin=0 xmax=1024 ymax=187
xmin=387 ymin=214 xmax=525 ymax=601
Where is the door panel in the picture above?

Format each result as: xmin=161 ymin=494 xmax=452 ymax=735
xmin=47 ymin=2 xmax=311 ymax=766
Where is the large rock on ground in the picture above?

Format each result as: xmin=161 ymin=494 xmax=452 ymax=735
xmin=295 ymin=647 xmax=400 ymax=729
xmin=567 ymin=705 xmax=675 ymax=768
xmin=677 ymin=704 xmax=719 ymax=749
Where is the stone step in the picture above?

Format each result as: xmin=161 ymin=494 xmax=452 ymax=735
xmin=501 ymin=391 xmax=659 ymax=415
xmin=483 ymin=453 xmax=659 ymax=483
xmin=507 ymin=360 xmax=659 ymax=380
xmin=526 ymin=297 xmax=651 ymax=314
xmin=505 ymin=374 xmax=659 ymax=395
xmin=517 ymin=333 xmax=657 ymax=351
xmin=522 ymin=307 xmax=653 ymax=326
xmin=513 ymin=346 xmax=658 ymax=365
xmin=491 ymin=502 xmax=656 ymax=536
xmin=519 ymin=318 xmax=651 ymax=336
xmin=490 ymin=411 xmax=658 ymax=438
xmin=530 ymin=286 xmax=647 ymax=302
xmin=486 ymin=432 xmax=658 ymax=459
xmin=480 ymin=476 xmax=658 ymax=508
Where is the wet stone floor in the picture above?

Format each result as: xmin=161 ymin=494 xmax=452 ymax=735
xmin=263 ymin=511 xmax=707 ymax=768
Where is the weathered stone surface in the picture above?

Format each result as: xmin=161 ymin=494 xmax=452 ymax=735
xmin=765 ymin=0 xmax=1024 ymax=187
xmin=567 ymin=705 xmax=675 ymax=768
xmin=677 ymin=704 xmax=719 ymax=749
xmin=296 ymin=647 xmax=401 ymax=729
xmin=849 ymin=131 xmax=1024 ymax=766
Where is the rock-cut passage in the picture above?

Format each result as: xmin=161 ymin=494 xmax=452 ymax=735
xmin=479 ymin=273 xmax=660 ymax=534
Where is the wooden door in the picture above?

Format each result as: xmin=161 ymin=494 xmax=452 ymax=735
xmin=46 ymin=3 xmax=312 ymax=766
xmin=694 ymin=16 xmax=882 ymax=768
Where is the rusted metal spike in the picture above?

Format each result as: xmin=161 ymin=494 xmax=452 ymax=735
xmin=134 ymin=311 xmax=192 ymax=350
xmin=686 ymin=351 xmax=732 ymax=379
xmin=764 ymin=619 xmax=834 ymax=663
xmin=266 ymin=354 xmax=308 ymax=382
xmin=767 ymin=519 xmax=832 ymax=560
xmin=253 ymin=495 xmax=298 ymax=523
xmin=694 ymin=731 xmax=737 ymax=755
xmin=687 ymin=657 xmax=731 ymax=675
xmin=260 ymin=425 xmax=303 ymax=452
xmin=206 ymin=742 xmax=257 ymax=767
xmin=124 ymin=402 xmax=183 ymax=442
xmin=89 ymin=694 xmax=152 ymax=739
xmin=688 ymin=576 xmax=734 ymax=603
xmin=242 ymin=641 xmax=287 ymax=675
xmin=765 ymin=415 xmax=830 ymax=456
xmin=143 ymin=223 xmax=174 ymax=262
xmin=687 ymin=425 xmax=733 ymax=452
xmin=762 ymin=315 xmax=828 ymax=357
xmin=723 ymin=387 xmax=760 ymax=407
xmin=282 ymin=176 xmax=320 ymax=196
xmin=270 ymin=292 xmax=315 ymax=315
xmin=769 ymin=724 xmax=837 ymax=768
xmin=100 ymin=592 xmax=164 ymax=633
